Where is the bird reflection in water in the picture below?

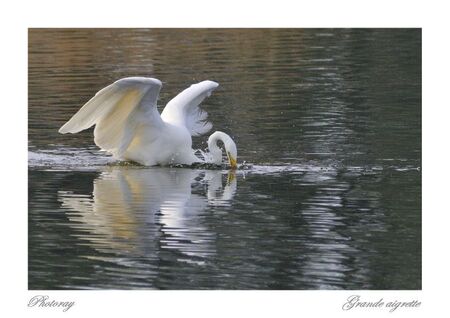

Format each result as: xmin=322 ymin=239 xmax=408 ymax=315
xmin=58 ymin=167 xmax=237 ymax=264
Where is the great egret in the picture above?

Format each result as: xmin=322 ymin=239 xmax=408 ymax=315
xmin=58 ymin=77 xmax=238 ymax=168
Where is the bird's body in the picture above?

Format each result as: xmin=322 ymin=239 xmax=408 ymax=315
xmin=123 ymin=121 xmax=196 ymax=166
xmin=59 ymin=77 xmax=237 ymax=168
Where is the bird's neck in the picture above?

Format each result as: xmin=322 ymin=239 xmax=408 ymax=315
xmin=207 ymin=131 xmax=228 ymax=164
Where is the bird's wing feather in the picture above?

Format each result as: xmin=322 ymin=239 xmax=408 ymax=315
xmin=161 ymin=80 xmax=219 ymax=136
xmin=59 ymin=77 xmax=164 ymax=157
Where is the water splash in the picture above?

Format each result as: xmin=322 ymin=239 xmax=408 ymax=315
xmin=28 ymin=147 xmax=249 ymax=171
xmin=29 ymin=147 xmax=420 ymax=175
xmin=28 ymin=148 xmax=114 ymax=171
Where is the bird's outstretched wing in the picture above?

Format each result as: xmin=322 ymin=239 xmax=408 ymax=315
xmin=59 ymin=77 xmax=164 ymax=157
xmin=161 ymin=80 xmax=219 ymax=136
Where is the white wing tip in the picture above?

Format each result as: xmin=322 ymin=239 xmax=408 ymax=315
xmin=58 ymin=124 xmax=70 ymax=134
xmin=205 ymin=80 xmax=219 ymax=86
xmin=191 ymin=80 xmax=219 ymax=89
xmin=114 ymin=77 xmax=162 ymax=87
xmin=191 ymin=80 xmax=219 ymax=97
xmin=203 ymin=80 xmax=219 ymax=87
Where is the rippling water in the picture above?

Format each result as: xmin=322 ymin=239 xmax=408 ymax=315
xmin=28 ymin=29 xmax=421 ymax=289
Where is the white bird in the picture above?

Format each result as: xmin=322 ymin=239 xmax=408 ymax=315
xmin=58 ymin=77 xmax=238 ymax=168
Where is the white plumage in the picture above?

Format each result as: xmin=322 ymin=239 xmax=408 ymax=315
xmin=59 ymin=77 xmax=237 ymax=167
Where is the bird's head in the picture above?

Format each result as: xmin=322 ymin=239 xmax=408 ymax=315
xmin=208 ymin=131 xmax=238 ymax=169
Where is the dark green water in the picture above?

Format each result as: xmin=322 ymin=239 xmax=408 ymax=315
xmin=28 ymin=29 xmax=421 ymax=289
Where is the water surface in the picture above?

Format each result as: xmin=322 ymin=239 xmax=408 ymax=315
xmin=28 ymin=29 xmax=421 ymax=289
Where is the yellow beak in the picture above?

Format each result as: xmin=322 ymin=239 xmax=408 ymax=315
xmin=227 ymin=152 xmax=238 ymax=169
